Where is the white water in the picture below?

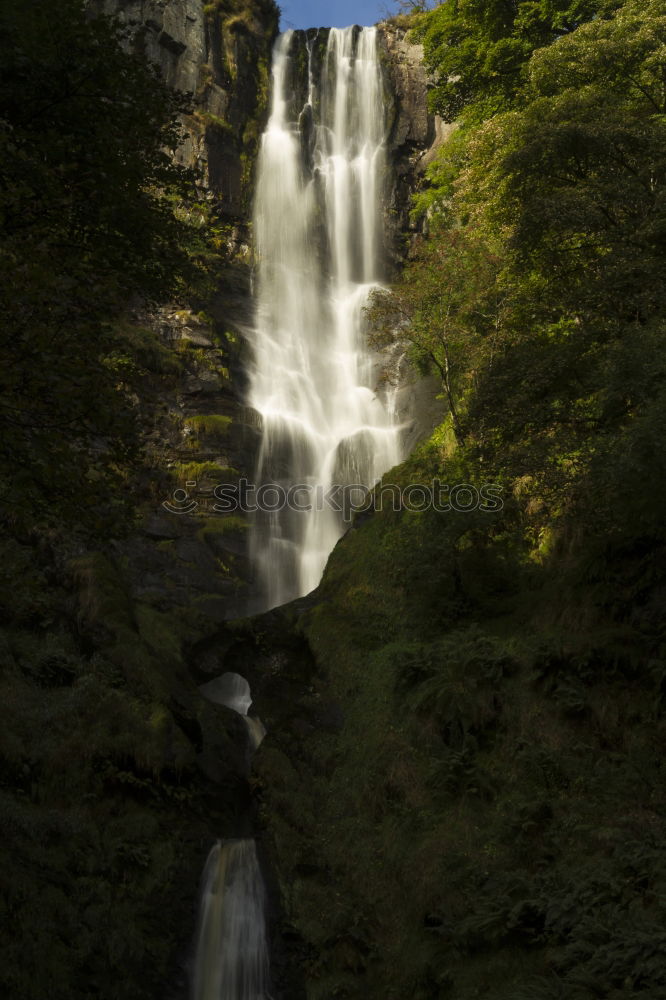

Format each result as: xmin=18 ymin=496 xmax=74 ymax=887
xmin=191 ymin=676 xmax=268 ymax=998
xmin=199 ymin=671 xmax=266 ymax=750
xmin=191 ymin=840 xmax=270 ymax=1000
xmin=249 ymin=27 xmax=403 ymax=610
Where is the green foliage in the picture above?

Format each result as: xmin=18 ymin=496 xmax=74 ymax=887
xmin=258 ymin=3 xmax=666 ymax=997
xmin=184 ymin=413 xmax=233 ymax=437
xmin=0 ymin=0 xmax=211 ymax=538
xmin=0 ymin=535 xmax=245 ymax=1000
xmin=367 ymin=220 xmax=503 ymax=443
xmin=401 ymin=0 xmax=666 ymax=548
xmin=410 ymin=122 xmax=466 ymax=220
xmin=416 ymin=0 xmax=612 ymax=120
xmin=453 ymin=0 xmax=666 ymax=542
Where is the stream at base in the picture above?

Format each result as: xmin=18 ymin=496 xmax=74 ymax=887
xmin=190 ymin=674 xmax=270 ymax=1000
xmin=191 ymin=840 xmax=270 ymax=1000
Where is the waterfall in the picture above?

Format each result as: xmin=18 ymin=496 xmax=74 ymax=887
xmin=190 ymin=26 xmax=400 ymax=996
xmin=249 ymin=26 xmax=403 ymax=610
xmin=191 ymin=840 xmax=270 ymax=1000
xmin=199 ymin=672 xmax=266 ymax=750
xmin=191 ymin=677 xmax=269 ymax=998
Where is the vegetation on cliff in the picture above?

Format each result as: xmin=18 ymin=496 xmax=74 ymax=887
xmin=256 ymin=1 xmax=666 ymax=997
xmin=4 ymin=0 xmax=666 ymax=997
xmin=0 ymin=2 xmax=271 ymax=996
xmin=0 ymin=0 xmax=216 ymax=536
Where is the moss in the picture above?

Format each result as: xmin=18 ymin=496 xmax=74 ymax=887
xmin=184 ymin=413 xmax=232 ymax=437
xmin=171 ymin=461 xmax=237 ymax=483
xmin=134 ymin=604 xmax=183 ymax=665
xmin=196 ymin=61 xmax=215 ymax=98
xmin=203 ymin=0 xmax=234 ymax=16
xmin=113 ymin=320 xmax=182 ymax=377
xmin=224 ymin=11 xmax=254 ymax=32
xmin=238 ymin=52 xmax=271 ymax=208
xmin=197 ymin=110 xmax=236 ymax=135
xmin=197 ymin=514 xmax=248 ymax=540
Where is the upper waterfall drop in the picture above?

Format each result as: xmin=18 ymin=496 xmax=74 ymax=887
xmin=249 ymin=26 xmax=403 ymax=611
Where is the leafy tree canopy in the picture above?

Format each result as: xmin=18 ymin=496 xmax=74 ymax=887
xmin=0 ymin=0 xmax=209 ymax=538
xmin=416 ymin=0 xmax=616 ymax=119
xmin=383 ymin=0 xmax=666 ymax=544
xmin=458 ymin=0 xmax=666 ymax=516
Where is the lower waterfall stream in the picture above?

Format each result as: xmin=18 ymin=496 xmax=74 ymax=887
xmin=191 ymin=840 xmax=270 ymax=1000
xmin=191 ymin=674 xmax=270 ymax=999
xmin=190 ymin=23 xmax=398 ymax=998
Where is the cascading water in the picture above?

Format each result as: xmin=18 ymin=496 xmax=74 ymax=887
xmin=199 ymin=672 xmax=266 ymax=750
xmin=190 ymin=26 xmax=401 ymax=995
xmin=191 ymin=839 xmax=270 ymax=1000
xmin=249 ymin=26 xmax=403 ymax=610
xmin=191 ymin=676 xmax=269 ymax=998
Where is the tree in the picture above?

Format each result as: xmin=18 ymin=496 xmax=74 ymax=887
xmin=450 ymin=0 xmax=666 ymax=523
xmin=0 ymin=0 xmax=207 ymax=537
xmin=416 ymin=0 xmax=611 ymax=120
xmin=386 ymin=0 xmax=666 ymax=538
xmin=367 ymin=223 xmax=503 ymax=446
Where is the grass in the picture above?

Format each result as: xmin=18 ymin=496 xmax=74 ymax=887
xmin=171 ymin=461 xmax=237 ymax=483
xmin=184 ymin=413 xmax=232 ymax=437
xmin=197 ymin=515 xmax=248 ymax=540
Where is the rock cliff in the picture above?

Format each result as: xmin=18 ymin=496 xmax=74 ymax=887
xmin=0 ymin=6 xmax=439 ymax=999
xmin=90 ymin=7 xmax=441 ymax=631
xmin=83 ymin=0 xmax=278 ymax=625
xmin=72 ymin=10 xmax=438 ymax=995
xmin=92 ymin=0 xmax=278 ymax=218
xmin=380 ymin=22 xmax=450 ymax=452
xmin=381 ymin=22 xmax=452 ymax=250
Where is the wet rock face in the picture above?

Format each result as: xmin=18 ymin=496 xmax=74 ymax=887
xmin=101 ymin=0 xmax=207 ymax=92
xmin=383 ymin=24 xmax=433 ymax=150
xmin=113 ymin=305 xmax=262 ymax=621
xmin=92 ymin=0 xmax=279 ymax=217
xmin=81 ymin=1 xmax=278 ymax=624
xmin=380 ymin=23 xmax=454 ymax=255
